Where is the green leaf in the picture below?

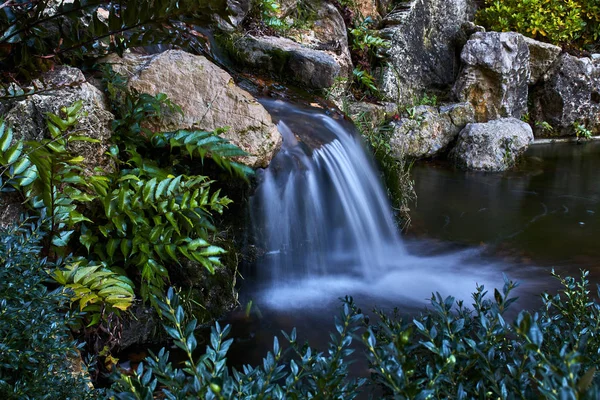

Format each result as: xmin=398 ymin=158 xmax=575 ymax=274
xmin=0 ymin=123 xmax=13 ymax=152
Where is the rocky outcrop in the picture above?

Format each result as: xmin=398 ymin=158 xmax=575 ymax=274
xmin=531 ymin=54 xmax=600 ymax=137
xmin=454 ymin=32 xmax=530 ymax=122
xmin=380 ymin=0 xmax=476 ymax=105
xmin=0 ymin=66 xmax=114 ymax=174
xmin=105 ymin=50 xmax=282 ymax=167
xmin=524 ymin=37 xmax=562 ymax=85
xmin=389 ymin=102 xmax=475 ymax=158
xmin=232 ymin=3 xmax=351 ymax=90
xmin=450 ymin=118 xmax=533 ymax=171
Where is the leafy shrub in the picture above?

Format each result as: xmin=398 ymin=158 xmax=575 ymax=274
xmin=0 ymin=79 xmax=251 ymax=323
xmin=366 ymin=271 xmax=600 ymax=398
xmin=0 ymin=0 xmax=226 ymax=84
xmin=0 ymin=220 xmax=94 ymax=399
xmin=109 ymin=271 xmax=600 ymax=398
xmin=477 ymin=0 xmax=600 ymax=47
xmin=108 ymin=289 xmax=364 ymax=399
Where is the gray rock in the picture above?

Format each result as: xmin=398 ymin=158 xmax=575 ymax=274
xmin=389 ymin=102 xmax=475 ymax=159
xmin=454 ymin=32 xmax=530 ymax=122
xmin=234 ymin=35 xmax=350 ymax=89
xmin=531 ymin=54 xmax=600 ymax=137
xmin=380 ymin=0 xmax=476 ymax=105
xmin=450 ymin=118 xmax=533 ymax=171
xmin=346 ymin=101 xmax=398 ymax=129
xmin=104 ymin=50 xmax=282 ymax=168
xmin=523 ymin=37 xmax=562 ymax=85
xmin=233 ymin=3 xmax=351 ymax=90
xmin=1 ymin=66 xmax=114 ymax=174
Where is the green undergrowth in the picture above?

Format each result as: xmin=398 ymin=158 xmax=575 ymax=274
xmin=109 ymin=271 xmax=600 ymax=399
xmin=0 ymin=68 xmax=251 ymax=332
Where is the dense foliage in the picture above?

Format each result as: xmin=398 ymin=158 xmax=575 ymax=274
xmin=109 ymin=271 xmax=600 ymax=399
xmin=0 ymin=0 xmax=228 ymax=85
xmin=0 ymin=222 xmax=94 ymax=399
xmin=477 ymin=0 xmax=600 ymax=48
xmin=0 ymin=75 xmax=251 ymax=325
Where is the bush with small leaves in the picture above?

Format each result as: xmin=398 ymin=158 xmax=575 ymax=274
xmin=477 ymin=0 xmax=600 ymax=48
xmin=0 ymin=220 xmax=95 ymax=399
xmin=108 ymin=289 xmax=365 ymax=399
xmin=109 ymin=271 xmax=600 ymax=399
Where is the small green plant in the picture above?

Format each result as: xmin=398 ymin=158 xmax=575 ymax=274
xmin=535 ymin=120 xmax=554 ymax=134
xmin=574 ymin=121 xmax=593 ymax=140
xmin=353 ymin=67 xmax=379 ymax=94
xmin=348 ymin=17 xmax=390 ymax=98
xmin=353 ymin=113 xmax=416 ymax=227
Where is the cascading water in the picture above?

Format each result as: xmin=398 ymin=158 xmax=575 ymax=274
xmin=250 ymin=100 xmax=511 ymax=309
xmin=251 ymin=100 xmax=404 ymax=283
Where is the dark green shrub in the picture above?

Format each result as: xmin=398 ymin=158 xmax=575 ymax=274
xmin=109 ymin=271 xmax=600 ymax=399
xmin=477 ymin=0 xmax=600 ymax=47
xmin=366 ymin=271 xmax=600 ymax=399
xmin=0 ymin=220 xmax=95 ymax=399
xmin=108 ymin=289 xmax=365 ymax=399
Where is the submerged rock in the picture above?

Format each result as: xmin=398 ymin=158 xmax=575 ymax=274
xmin=379 ymin=0 xmax=476 ymax=105
xmin=454 ymin=32 xmax=530 ymax=122
xmin=389 ymin=102 xmax=475 ymax=159
xmin=531 ymin=54 xmax=600 ymax=137
xmin=0 ymin=66 xmax=114 ymax=174
xmin=450 ymin=118 xmax=534 ymax=171
xmin=105 ymin=50 xmax=282 ymax=167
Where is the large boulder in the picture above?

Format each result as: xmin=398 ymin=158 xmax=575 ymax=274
xmin=0 ymin=66 xmax=114 ymax=174
xmin=531 ymin=54 xmax=600 ymax=137
xmin=389 ymin=102 xmax=475 ymax=159
xmin=524 ymin=37 xmax=562 ymax=85
xmin=454 ymin=32 xmax=530 ymax=122
xmin=450 ymin=118 xmax=533 ymax=171
xmin=105 ymin=50 xmax=282 ymax=168
xmin=379 ymin=0 xmax=476 ymax=105
xmin=232 ymin=3 xmax=352 ymax=90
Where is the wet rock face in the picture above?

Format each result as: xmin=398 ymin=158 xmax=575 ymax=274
xmin=454 ymin=31 xmax=530 ymax=122
xmin=450 ymin=118 xmax=534 ymax=171
xmin=0 ymin=66 xmax=114 ymax=174
xmin=106 ymin=50 xmax=282 ymax=168
xmin=380 ymin=0 xmax=476 ymax=105
xmin=531 ymin=54 xmax=600 ymax=137
xmin=389 ymin=102 xmax=475 ymax=159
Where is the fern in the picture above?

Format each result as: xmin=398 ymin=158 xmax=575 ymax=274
xmin=53 ymin=258 xmax=135 ymax=326
xmin=153 ymin=129 xmax=255 ymax=180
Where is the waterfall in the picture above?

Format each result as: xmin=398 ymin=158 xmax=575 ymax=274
xmin=251 ymin=101 xmax=405 ymax=283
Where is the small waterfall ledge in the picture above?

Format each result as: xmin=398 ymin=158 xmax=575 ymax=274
xmin=251 ymin=101 xmax=404 ymax=283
